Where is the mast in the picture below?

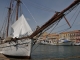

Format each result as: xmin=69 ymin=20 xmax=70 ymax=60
xmin=16 ymin=0 xmax=21 ymax=20
xmin=6 ymin=0 xmax=12 ymax=37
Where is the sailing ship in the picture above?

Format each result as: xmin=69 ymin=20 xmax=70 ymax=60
xmin=0 ymin=0 xmax=80 ymax=59
xmin=0 ymin=0 xmax=33 ymax=59
xmin=1 ymin=14 xmax=33 ymax=58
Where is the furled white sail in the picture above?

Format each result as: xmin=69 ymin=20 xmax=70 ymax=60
xmin=11 ymin=14 xmax=33 ymax=38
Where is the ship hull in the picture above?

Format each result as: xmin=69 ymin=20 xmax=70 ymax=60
xmin=0 ymin=39 xmax=32 ymax=59
xmin=3 ymin=54 xmax=31 ymax=59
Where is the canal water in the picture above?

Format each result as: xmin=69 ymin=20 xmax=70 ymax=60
xmin=6 ymin=44 xmax=80 ymax=60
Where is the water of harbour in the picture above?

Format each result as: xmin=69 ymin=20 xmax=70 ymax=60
xmin=2 ymin=44 xmax=80 ymax=60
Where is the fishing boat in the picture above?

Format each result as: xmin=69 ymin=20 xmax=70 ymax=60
xmin=0 ymin=0 xmax=80 ymax=59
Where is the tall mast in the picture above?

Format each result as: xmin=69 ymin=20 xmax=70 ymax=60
xmin=6 ymin=0 xmax=12 ymax=37
xmin=16 ymin=0 xmax=21 ymax=20
xmin=6 ymin=0 xmax=21 ymax=37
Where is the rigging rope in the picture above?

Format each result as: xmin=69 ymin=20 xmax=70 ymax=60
xmin=0 ymin=41 xmax=31 ymax=48
xmin=69 ymin=5 xmax=80 ymax=23
xmin=22 ymin=2 xmax=38 ymax=26
xmin=46 ymin=20 xmax=60 ymax=37
xmin=27 ymin=0 xmax=56 ymax=13
xmin=53 ymin=7 xmax=80 ymax=33
xmin=31 ymin=18 xmax=61 ymax=50
xmin=60 ymin=5 xmax=80 ymax=33
xmin=0 ymin=8 xmax=8 ymax=37
xmin=55 ymin=28 xmax=71 ymax=34
xmin=49 ymin=5 xmax=80 ymax=33
xmin=71 ymin=8 xmax=80 ymax=27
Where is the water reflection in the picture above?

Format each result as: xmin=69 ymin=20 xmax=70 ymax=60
xmin=7 ymin=44 xmax=80 ymax=60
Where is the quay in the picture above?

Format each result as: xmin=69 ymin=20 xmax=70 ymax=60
xmin=0 ymin=53 xmax=9 ymax=60
xmin=0 ymin=53 xmax=80 ymax=60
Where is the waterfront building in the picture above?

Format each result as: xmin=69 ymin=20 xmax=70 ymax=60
xmin=38 ymin=32 xmax=59 ymax=43
xmin=59 ymin=30 xmax=80 ymax=43
xmin=48 ymin=33 xmax=59 ymax=42
xmin=38 ymin=30 xmax=80 ymax=43
xmin=59 ymin=32 xmax=70 ymax=40
xmin=69 ymin=30 xmax=80 ymax=42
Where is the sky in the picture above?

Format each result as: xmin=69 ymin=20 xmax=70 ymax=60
xmin=0 ymin=0 xmax=80 ymax=34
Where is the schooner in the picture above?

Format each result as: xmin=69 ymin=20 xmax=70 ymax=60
xmin=0 ymin=0 xmax=80 ymax=59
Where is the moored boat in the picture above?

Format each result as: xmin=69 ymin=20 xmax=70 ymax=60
xmin=39 ymin=39 xmax=57 ymax=45
xmin=73 ymin=42 xmax=80 ymax=46
xmin=57 ymin=39 xmax=72 ymax=45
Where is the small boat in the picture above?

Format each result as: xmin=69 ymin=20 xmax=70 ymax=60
xmin=57 ymin=39 xmax=72 ymax=45
xmin=73 ymin=42 xmax=80 ymax=46
xmin=39 ymin=39 xmax=57 ymax=45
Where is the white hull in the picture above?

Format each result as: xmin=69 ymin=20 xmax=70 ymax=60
xmin=39 ymin=40 xmax=57 ymax=45
xmin=0 ymin=39 xmax=32 ymax=57
xmin=73 ymin=42 xmax=80 ymax=46
xmin=40 ymin=43 xmax=57 ymax=45
xmin=40 ymin=41 xmax=72 ymax=45
xmin=57 ymin=41 xmax=72 ymax=45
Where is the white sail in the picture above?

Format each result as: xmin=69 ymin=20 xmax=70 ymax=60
xmin=11 ymin=14 xmax=33 ymax=38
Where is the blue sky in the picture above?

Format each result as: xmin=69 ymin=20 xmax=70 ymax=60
xmin=0 ymin=0 xmax=80 ymax=33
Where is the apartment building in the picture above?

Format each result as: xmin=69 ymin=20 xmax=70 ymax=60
xmin=69 ymin=30 xmax=80 ymax=42
xmin=38 ymin=30 xmax=80 ymax=43
xmin=48 ymin=33 xmax=59 ymax=42
xmin=59 ymin=30 xmax=80 ymax=42
xmin=59 ymin=32 xmax=70 ymax=40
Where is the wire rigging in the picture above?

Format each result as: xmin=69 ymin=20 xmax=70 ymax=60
xmin=26 ymin=0 xmax=56 ymax=13
xmin=45 ymin=20 xmax=60 ymax=37
xmin=22 ymin=2 xmax=38 ymax=26
xmin=0 ymin=7 xmax=9 ymax=37
xmin=69 ymin=5 xmax=80 ymax=23
xmin=50 ymin=5 xmax=80 ymax=33
xmin=71 ymin=8 xmax=80 ymax=27
xmin=54 ymin=8 xmax=80 ymax=33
